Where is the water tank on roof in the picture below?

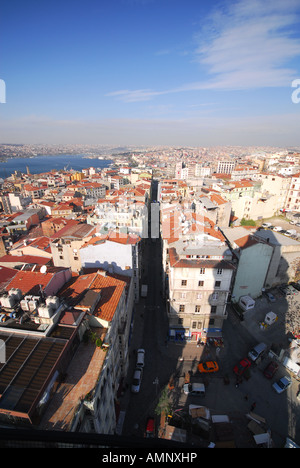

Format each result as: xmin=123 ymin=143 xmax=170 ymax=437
xmin=8 ymin=288 xmax=22 ymax=300
xmin=28 ymin=297 xmax=40 ymax=311
xmin=0 ymin=294 xmax=15 ymax=309
xmin=45 ymin=296 xmax=60 ymax=310
xmin=38 ymin=303 xmax=53 ymax=318
xmin=20 ymin=299 xmax=30 ymax=311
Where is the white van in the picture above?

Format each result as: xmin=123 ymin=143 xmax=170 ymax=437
xmin=136 ymin=348 xmax=145 ymax=368
xmin=239 ymin=295 xmax=255 ymax=311
xmin=183 ymin=383 xmax=205 ymax=396
xmin=248 ymin=342 xmax=267 ymax=362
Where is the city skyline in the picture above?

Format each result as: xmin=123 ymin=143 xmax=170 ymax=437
xmin=1 ymin=0 xmax=300 ymax=146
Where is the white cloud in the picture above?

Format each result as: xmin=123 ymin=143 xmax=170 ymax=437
xmin=105 ymin=88 xmax=165 ymax=102
xmin=195 ymin=0 xmax=300 ymax=89
xmin=107 ymin=0 xmax=300 ymax=101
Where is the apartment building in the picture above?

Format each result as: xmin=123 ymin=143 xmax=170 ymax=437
xmin=51 ymin=223 xmax=96 ymax=272
xmin=285 ymin=173 xmax=300 ymax=212
xmin=161 ymin=209 xmax=234 ymax=342
xmin=0 ymin=269 xmax=133 ymax=435
xmin=88 ymin=198 xmax=148 ymax=238
xmin=167 ymin=243 xmax=234 ymax=343
xmin=80 ymin=231 xmax=142 ymax=302
xmin=217 ymin=160 xmax=236 ymax=174
xmin=44 ymin=270 xmax=133 ymax=434
xmin=0 ymin=192 xmax=32 ymax=213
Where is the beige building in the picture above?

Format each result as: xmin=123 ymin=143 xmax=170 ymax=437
xmin=51 ymin=223 xmax=96 ymax=272
xmin=167 ymin=244 xmax=234 ymax=343
xmin=285 ymin=172 xmax=300 ymax=212
xmin=160 ymin=209 xmax=234 ymax=342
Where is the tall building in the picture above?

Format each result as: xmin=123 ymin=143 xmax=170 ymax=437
xmin=161 ymin=209 xmax=235 ymax=343
xmin=217 ymin=160 xmax=236 ymax=174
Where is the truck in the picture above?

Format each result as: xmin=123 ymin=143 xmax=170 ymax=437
xmin=141 ymin=284 xmax=148 ymax=297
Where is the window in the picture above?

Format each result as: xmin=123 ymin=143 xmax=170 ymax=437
xmin=179 ymin=304 xmax=185 ymax=312
xmin=198 ymin=280 xmax=204 ymax=287
xmin=212 ymin=292 xmax=219 ymax=300
xmin=215 ymin=281 xmax=221 ymax=288
xmin=180 ymin=292 xmax=186 ymax=299
xmin=195 ymin=305 xmax=201 ymax=313
xmin=217 ymin=268 xmax=223 ymax=275
xmin=197 ymin=293 xmax=202 ymax=300
xmin=211 ymin=306 xmax=217 ymax=314
xmin=192 ymin=321 xmax=202 ymax=329
xmin=181 ymin=280 xmax=187 ymax=286
xmin=199 ymin=268 xmax=206 ymax=274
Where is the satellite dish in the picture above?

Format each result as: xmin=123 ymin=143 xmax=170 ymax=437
xmin=40 ymin=265 xmax=47 ymax=273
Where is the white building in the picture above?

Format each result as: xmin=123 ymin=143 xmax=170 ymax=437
xmin=88 ymin=198 xmax=148 ymax=238
xmin=160 ymin=208 xmax=234 ymax=342
xmin=286 ymin=173 xmax=300 ymax=212
xmin=79 ymin=232 xmax=142 ymax=302
xmin=217 ymin=160 xmax=236 ymax=174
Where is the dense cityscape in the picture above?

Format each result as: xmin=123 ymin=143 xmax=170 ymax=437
xmin=2 ymin=0 xmax=300 ymax=455
xmin=0 ymin=144 xmax=299 ymax=449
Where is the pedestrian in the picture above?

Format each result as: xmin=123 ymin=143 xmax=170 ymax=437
xmin=244 ymin=394 xmax=248 ymax=401
xmin=250 ymin=402 xmax=256 ymax=412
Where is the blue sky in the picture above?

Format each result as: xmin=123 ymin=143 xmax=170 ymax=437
xmin=1 ymin=0 xmax=300 ymax=146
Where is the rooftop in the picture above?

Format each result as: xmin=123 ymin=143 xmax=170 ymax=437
xmin=0 ymin=331 xmax=70 ymax=424
xmin=58 ymin=271 xmax=127 ymax=323
xmin=39 ymin=330 xmax=107 ymax=431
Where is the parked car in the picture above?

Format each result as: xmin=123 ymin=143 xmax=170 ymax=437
xmin=262 ymin=222 xmax=272 ymax=228
xmin=131 ymin=367 xmax=143 ymax=393
xmin=263 ymin=361 xmax=279 ymax=379
xmin=266 ymin=292 xmax=276 ymax=303
xmin=144 ymin=417 xmax=155 ymax=438
xmin=136 ymin=348 xmax=145 ymax=368
xmin=183 ymin=382 xmax=205 ymax=396
xmin=233 ymin=358 xmax=251 ymax=376
xmin=273 ymin=226 xmax=283 ymax=231
xmin=198 ymin=360 xmax=219 ymax=373
xmin=248 ymin=342 xmax=267 ymax=362
xmin=272 ymin=375 xmax=292 ymax=394
xmin=290 ymin=282 xmax=300 ymax=291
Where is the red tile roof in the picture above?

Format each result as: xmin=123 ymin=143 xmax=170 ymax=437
xmin=59 ymin=271 xmax=126 ymax=323
xmin=6 ymin=270 xmax=56 ymax=295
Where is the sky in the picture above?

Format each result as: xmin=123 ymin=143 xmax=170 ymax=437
xmin=1 ymin=0 xmax=300 ymax=147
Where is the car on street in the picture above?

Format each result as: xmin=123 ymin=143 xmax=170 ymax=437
xmin=263 ymin=361 xmax=279 ymax=379
xmin=183 ymin=382 xmax=205 ymax=396
xmin=131 ymin=367 xmax=143 ymax=393
xmin=144 ymin=417 xmax=155 ymax=438
xmin=198 ymin=360 xmax=219 ymax=373
xmin=266 ymin=292 xmax=276 ymax=303
xmin=136 ymin=348 xmax=145 ymax=368
xmin=233 ymin=358 xmax=251 ymax=376
xmin=272 ymin=375 xmax=292 ymax=394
